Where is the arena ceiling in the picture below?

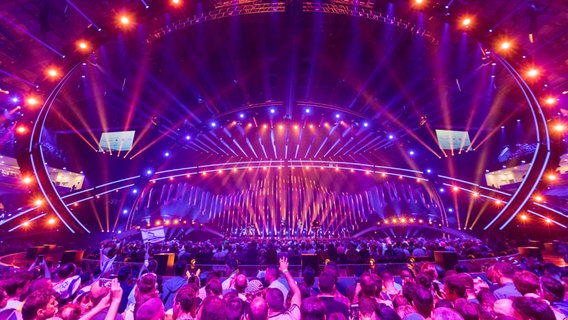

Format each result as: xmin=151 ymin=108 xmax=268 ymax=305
xmin=0 ymin=0 xmax=567 ymax=237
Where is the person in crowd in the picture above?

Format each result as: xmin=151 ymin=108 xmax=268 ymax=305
xmin=316 ymin=270 xmax=349 ymax=319
xmin=197 ymin=296 xmax=227 ymax=320
xmin=453 ymin=298 xmax=478 ymax=320
xmin=52 ymin=263 xmax=82 ymax=303
xmin=163 ymin=262 xmax=188 ymax=310
xmin=21 ymin=289 xmax=58 ymax=320
xmin=298 ymin=267 xmax=319 ymax=299
xmin=264 ymin=265 xmax=289 ymax=300
xmin=380 ymin=271 xmax=401 ymax=299
xmin=117 ymin=266 xmax=133 ymax=313
xmin=267 ymin=257 xmax=301 ymax=320
xmin=444 ymin=274 xmax=467 ymax=302
xmin=79 ymin=278 xmax=124 ymax=320
xmin=221 ymin=260 xmax=239 ymax=291
xmin=233 ymin=273 xmax=248 ymax=302
xmin=539 ymin=276 xmax=568 ymax=317
xmin=491 ymin=262 xmax=522 ymax=299
xmin=300 ymin=297 xmax=326 ymax=320
xmin=512 ymin=296 xmax=556 ymax=320
xmin=171 ymin=285 xmax=196 ymax=320
xmin=431 ymin=307 xmax=464 ymax=320
xmin=205 ymin=279 xmax=223 ymax=299
xmin=249 ymin=297 xmax=268 ymax=320
xmin=411 ymin=285 xmax=434 ymax=319
xmin=512 ymin=270 xmax=540 ymax=298
xmin=0 ymin=271 xmax=32 ymax=315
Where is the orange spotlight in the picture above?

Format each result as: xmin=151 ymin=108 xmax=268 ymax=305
xmin=233 ymin=168 xmax=237 ymax=172
xmin=263 ymin=124 xmax=268 ymax=129
xmin=520 ymin=214 xmax=528 ymax=221
xmin=48 ymin=218 xmax=56 ymax=225
xmin=472 ymin=192 xmax=479 ymax=198
xmin=279 ymin=125 xmax=284 ymax=130
xmin=418 ymin=219 xmax=424 ymax=224
xmin=22 ymin=176 xmax=33 ymax=184
xmin=452 ymin=186 xmax=459 ymax=192
xmin=34 ymin=199 xmax=43 ymax=206
xmin=171 ymin=0 xmax=182 ymax=6
xmin=553 ymin=123 xmax=566 ymax=132
xmin=547 ymin=174 xmax=557 ymax=181
xmin=545 ymin=97 xmax=557 ymax=105
xmin=400 ymin=218 xmax=406 ymax=223
xmin=526 ymin=68 xmax=539 ymax=78
xmin=545 ymin=218 xmax=552 ymax=224
xmin=174 ymin=219 xmax=179 ymax=225
xmin=156 ymin=221 xmax=161 ymax=226
xmin=499 ymin=41 xmax=512 ymax=50
xmin=46 ymin=68 xmax=59 ymax=79
xmin=77 ymin=41 xmax=89 ymax=51
xmin=534 ymin=195 xmax=543 ymax=202
xmin=218 ymin=170 xmax=222 ymax=174
xmin=462 ymin=17 xmax=472 ymax=27
xmin=495 ymin=199 xmax=502 ymax=205
xmin=16 ymin=126 xmax=27 ymax=134
xmin=23 ymin=221 xmax=30 ymax=227
xmin=119 ymin=15 xmax=131 ymax=25
xmin=294 ymin=125 xmax=299 ymax=130
xmin=26 ymin=97 xmax=40 ymax=106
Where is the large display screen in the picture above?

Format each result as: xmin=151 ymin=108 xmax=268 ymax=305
xmin=98 ymin=131 xmax=135 ymax=152
xmin=435 ymin=129 xmax=471 ymax=150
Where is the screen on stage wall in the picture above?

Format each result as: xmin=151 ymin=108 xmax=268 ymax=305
xmin=98 ymin=131 xmax=135 ymax=152
xmin=435 ymin=129 xmax=471 ymax=150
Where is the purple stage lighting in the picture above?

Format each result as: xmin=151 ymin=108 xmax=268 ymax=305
xmin=363 ymin=122 xmax=369 ymax=127
xmin=409 ymin=150 xmax=415 ymax=155
xmin=185 ymin=135 xmax=191 ymax=140
xmin=146 ymin=169 xmax=153 ymax=175
xmin=270 ymin=108 xmax=276 ymax=114
xmin=335 ymin=113 xmax=340 ymax=119
xmin=239 ymin=113 xmax=245 ymax=119
xmin=132 ymin=189 xmax=138 ymax=194
xmin=123 ymin=209 xmax=128 ymax=214
xmin=164 ymin=152 xmax=170 ymax=157
xmin=211 ymin=121 xmax=217 ymax=127
xmin=426 ymin=169 xmax=432 ymax=173
xmin=11 ymin=97 xmax=19 ymax=103
xmin=305 ymin=108 xmax=311 ymax=113
xmin=388 ymin=134 xmax=394 ymax=139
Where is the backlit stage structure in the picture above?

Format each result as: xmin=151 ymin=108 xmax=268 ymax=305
xmin=1 ymin=0 xmax=567 ymax=241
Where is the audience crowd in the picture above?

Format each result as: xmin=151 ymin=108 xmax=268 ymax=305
xmin=0 ymin=236 xmax=566 ymax=320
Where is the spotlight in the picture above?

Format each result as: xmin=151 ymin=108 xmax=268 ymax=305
xmin=132 ymin=189 xmax=138 ymax=194
xmin=388 ymin=134 xmax=394 ymax=139
xmin=294 ymin=125 xmax=299 ymax=130
xmin=11 ymin=97 xmax=19 ymax=103
xmin=34 ymin=199 xmax=43 ymax=206
xmin=500 ymin=41 xmax=512 ymax=50
xmin=164 ymin=152 xmax=170 ymax=157
xmin=211 ymin=121 xmax=217 ymax=127
xmin=547 ymin=174 xmax=557 ymax=181
xmin=119 ymin=15 xmax=131 ymax=26
xmin=77 ymin=41 xmax=89 ymax=51
xmin=279 ymin=125 xmax=284 ymax=130
xmin=534 ymin=195 xmax=543 ymax=202
xmin=363 ymin=122 xmax=369 ymax=127
xmin=48 ymin=218 xmax=56 ymax=225
xmin=146 ymin=169 xmax=153 ymax=175
xmin=22 ymin=177 xmax=33 ymax=184
xmin=409 ymin=150 xmax=415 ymax=155
xmin=123 ymin=209 xmax=128 ymax=214
xmin=305 ymin=108 xmax=311 ymax=113
xmin=270 ymin=108 xmax=276 ymax=114
xmin=526 ymin=68 xmax=539 ymax=78
xmin=335 ymin=114 xmax=340 ymax=119
xmin=16 ymin=126 xmax=27 ymax=134
xmin=263 ymin=124 xmax=268 ymax=129
xmin=545 ymin=218 xmax=551 ymax=224
xmin=462 ymin=17 xmax=472 ymax=27
xmin=26 ymin=97 xmax=39 ymax=106
xmin=185 ymin=135 xmax=191 ymax=140
xmin=46 ymin=68 xmax=59 ymax=78
xmin=452 ymin=186 xmax=459 ymax=192
xmin=171 ymin=0 xmax=182 ymax=5
xmin=545 ymin=97 xmax=557 ymax=105
xmin=553 ymin=123 xmax=566 ymax=132
xmin=520 ymin=214 xmax=528 ymax=221
xmin=239 ymin=113 xmax=245 ymax=119
xmin=448 ymin=208 xmax=453 ymax=212
xmin=472 ymin=192 xmax=479 ymax=197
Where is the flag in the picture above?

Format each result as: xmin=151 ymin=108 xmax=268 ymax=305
xmin=141 ymin=226 xmax=166 ymax=243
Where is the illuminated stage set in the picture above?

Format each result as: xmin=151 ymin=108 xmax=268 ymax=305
xmin=1 ymin=0 xmax=567 ymax=244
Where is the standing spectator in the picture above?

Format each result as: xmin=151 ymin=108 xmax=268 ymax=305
xmin=0 ymin=271 xmax=32 ymax=314
xmin=491 ymin=262 xmax=521 ymax=299
xmin=117 ymin=266 xmax=134 ymax=313
xmin=162 ymin=262 xmax=188 ymax=310
xmin=267 ymin=258 xmax=301 ymax=320
xmin=172 ymin=285 xmax=196 ymax=320
xmin=21 ymin=289 xmax=58 ymax=320
xmin=265 ymin=266 xmax=289 ymax=300
xmin=300 ymin=297 xmax=326 ymax=320
xmin=317 ymin=271 xmax=349 ymax=319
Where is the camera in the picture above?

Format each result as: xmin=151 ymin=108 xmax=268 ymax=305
xmin=99 ymin=278 xmax=113 ymax=288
